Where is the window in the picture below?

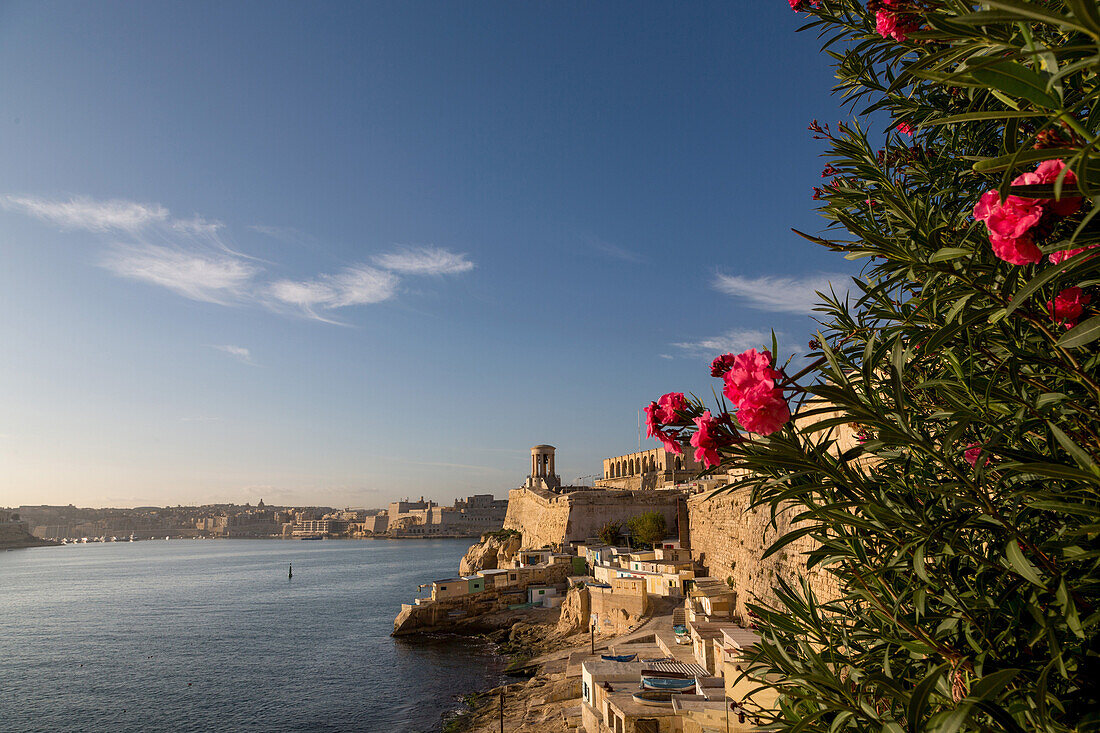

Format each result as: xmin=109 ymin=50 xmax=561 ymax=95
xmin=582 ymin=681 xmax=589 ymax=702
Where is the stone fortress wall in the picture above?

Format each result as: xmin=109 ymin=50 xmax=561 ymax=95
xmin=503 ymin=486 xmax=682 ymax=550
xmin=686 ymin=486 xmax=839 ymax=620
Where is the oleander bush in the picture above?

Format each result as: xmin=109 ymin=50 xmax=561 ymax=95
xmin=646 ymin=1 xmax=1100 ymax=730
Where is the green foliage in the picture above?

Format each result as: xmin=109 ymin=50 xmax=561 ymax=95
xmin=627 ymin=512 xmax=668 ymax=548
xmin=701 ymin=2 xmax=1100 ymax=731
xmin=597 ymin=520 xmax=622 ymax=546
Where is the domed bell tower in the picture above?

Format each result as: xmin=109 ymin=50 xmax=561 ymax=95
xmin=526 ymin=444 xmax=561 ymax=490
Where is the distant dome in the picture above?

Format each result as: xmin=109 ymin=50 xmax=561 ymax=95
xmin=531 ymin=444 xmax=556 ymax=451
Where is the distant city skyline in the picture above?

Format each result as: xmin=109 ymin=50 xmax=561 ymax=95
xmin=0 ymin=2 xmax=851 ymax=507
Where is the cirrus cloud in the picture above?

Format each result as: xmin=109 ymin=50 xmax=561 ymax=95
xmin=373 ymin=246 xmax=474 ymax=275
xmin=712 ymin=272 xmax=848 ymax=314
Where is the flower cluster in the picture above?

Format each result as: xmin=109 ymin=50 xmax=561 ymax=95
xmin=973 ymin=160 xmax=1082 ymax=265
xmin=1048 ymin=286 xmax=1091 ymax=329
xmin=713 ymin=349 xmax=792 ymax=436
xmin=869 ymin=0 xmax=920 ymax=41
xmin=644 ymin=393 xmax=689 ymax=456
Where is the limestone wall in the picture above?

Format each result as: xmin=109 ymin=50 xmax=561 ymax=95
xmin=502 ymin=487 xmax=683 ymax=550
xmin=686 ymin=487 xmax=838 ymax=620
xmin=589 ymin=578 xmax=648 ymax=635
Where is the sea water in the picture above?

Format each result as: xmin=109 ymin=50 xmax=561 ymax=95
xmin=0 ymin=539 xmax=505 ymax=732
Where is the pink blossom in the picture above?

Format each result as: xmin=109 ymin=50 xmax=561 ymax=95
xmin=972 ymin=190 xmax=1044 ymax=265
xmin=644 ymin=402 xmax=661 ymax=439
xmin=657 ymin=429 xmax=683 ymax=456
xmin=895 ymin=122 xmax=913 ymax=136
xmin=964 ymin=443 xmax=989 ymax=468
xmin=985 ymin=196 xmax=1043 ymax=241
xmin=1049 ymin=244 xmax=1099 ymax=264
xmin=722 ymin=349 xmax=779 ymax=405
xmin=1032 ymin=160 xmax=1082 ymax=216
xmin=1048 ymin=286 xmax=1091 ymax=328
xmin=656 ymin=392 xmax=689 ymax=424
xmin=710 ymin=353 xmax=737 ymax=378
xmin=989 ymin=232 xmax=1043 ymax=266
xmin=735 ymin=384 xmax=792 ymax=436
xmin=689 ymin=411 xmax=723 ymax=468
xmin=876 ymin=9 xmax=918 ymax=41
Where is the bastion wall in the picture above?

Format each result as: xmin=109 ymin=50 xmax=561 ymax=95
xmin=686 ymin=486 xmax=838 ymax=620
xmin=502 ymin=487 xmax=682 ymax=550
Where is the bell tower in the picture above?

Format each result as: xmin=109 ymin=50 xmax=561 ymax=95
xmin=526 ymin=444 xmax=561 ymax=490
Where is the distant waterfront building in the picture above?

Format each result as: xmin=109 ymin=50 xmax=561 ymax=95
xmin=384 ymin=494 xmax=508 ymax=537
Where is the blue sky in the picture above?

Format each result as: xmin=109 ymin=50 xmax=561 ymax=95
xmin=0 ymin=1 xmax=852 ymax=508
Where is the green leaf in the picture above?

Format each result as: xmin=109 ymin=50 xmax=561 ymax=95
xmin=970 ymin=668 xmax=1019 ymax=699
xmin=1048 ymin=422 xmax=1097 ymax=472
xmin=921 ymin=109 xmax=1046 ymax=127
xmin=1004 ymin=261 xmax=1074 ymax=316
xmin=983 ymin=0 xmax=1096 ymax=36
xmin=1055 ymin=315 xmax=1100 ymax=348
xmin=1005 ymin=539 xmax=1045 ymax=588
xmin=929 ymin=247 xmax=972 ymax=262
xmin=969 ymin=60 xmax=1060 ymax=109
xmin=908 ymin=664 xmax=947 ymax=730
xmin=973 ymin=148 xmax=1073 ymax=172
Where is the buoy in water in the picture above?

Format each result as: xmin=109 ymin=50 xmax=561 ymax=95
xmin=288 ymin=563 xmax=293 ymax=579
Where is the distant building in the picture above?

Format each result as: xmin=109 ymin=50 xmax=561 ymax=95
xmin=596 ymin=446 xmax=702 ymax=490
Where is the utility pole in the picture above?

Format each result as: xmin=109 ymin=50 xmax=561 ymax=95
xmin=590 ymin=621 xmax=595 ymax=655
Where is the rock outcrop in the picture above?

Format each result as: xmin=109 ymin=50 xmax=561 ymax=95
xmin=459 ymin=532 xmax=521 ymax=575
xmin=0 ymin=523 xmax=58 ymax=550
xmin=555 ymin=585 xmax=590 ymax=635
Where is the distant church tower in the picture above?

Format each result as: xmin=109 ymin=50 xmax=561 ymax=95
xmin=525 ymin=444 xmax=561 ymax=491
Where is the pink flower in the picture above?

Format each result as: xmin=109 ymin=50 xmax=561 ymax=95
xmin=985 ymin=196 xmax=1043 ymax=241
xmin=964 ymin=443 xmax=989 ymax=468
xmin=644 ymin=402 xmax=661 ymax=439
xmin=989 ymin=232 xmax=1043 ymax=265
xmin=1049 ymin=244 xmax=1099 ymax=264
xmin=657 ymin=429 xmax=683 ymax=456
xmin=689 ymin=411 xmax=724 ymax=468
xmin=972 ymin=190 xmax=1044 ymax=265
xmin=710 ymin=353 xmax=737 ymax=378
xmin=1048 ymin=286 xmax=1091 ymax=328
xmin=735 ymin=384 xmax=792 ymax=436
xmin=656 ymin=392 xmax=689 ymax=424
xmin=722 ymin=349 xmax=779 ymax=404
xmin=1032 ymin=160 xmax=1082 ymax=216
xmin=895 ymin=122 xmax=913 ymax=136
xmin=876 ymin=9 xmax=918 ymax=41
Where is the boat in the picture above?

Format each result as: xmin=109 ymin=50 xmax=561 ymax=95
xmin=300 ymin=535 xmax=324 ymax=541
xmin=601 ymin=654 xmax=637 ymax=662
xmin=641 ymin=676 xmax=697 ymax=691
xmin=631 ymin=690 xmax=677 ymax=707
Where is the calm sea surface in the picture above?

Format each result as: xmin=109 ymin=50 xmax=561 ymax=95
xmin=0 ymin=539 xmax=506 ymax=732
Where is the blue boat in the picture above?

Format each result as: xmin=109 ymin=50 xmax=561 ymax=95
xmin=641 ymin=676 xmax=697 ymax=691
xmin=601 ymin=653 xmax=637 ymax=662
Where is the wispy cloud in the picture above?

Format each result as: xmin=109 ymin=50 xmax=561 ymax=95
xmin=587 ymin=236 xmax=646 ymax=264
xmin=2 ymin=195 xmax=168 ymax=232
xmin=180 ymin=416 xmax=223 ymax=422
xmin=672 ymin=329 xmax=777 ymax=358
xmin=712 ymin=272 xmax=848 ymax=314
xmin=268 ymin=266 xmax=399 ymax=323
xmin=373 ymin=246 xmax=474 ymax=276
xmin=103 ymin=244 xmax=257 ymax=304
xmin=5 ymin=194 xmax=476 ymax=323
xmin=209 ymin=344 xmax=255 ymax=364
